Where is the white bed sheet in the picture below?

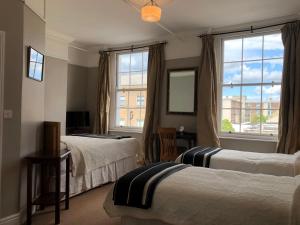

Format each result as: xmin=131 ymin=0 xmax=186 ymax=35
xmin=176 ymin=149 xmax=300 ymax=176
xmin=104 ymin=167 xmax=300 ymax=225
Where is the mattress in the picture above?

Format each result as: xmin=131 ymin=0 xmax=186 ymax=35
xmin=104 ymin=167 xmax=300 ymax=225
xmin=176 ymin=149 xmax=300 ymax=176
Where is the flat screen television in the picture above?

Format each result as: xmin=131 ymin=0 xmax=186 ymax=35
xmin=27 ymin=46 xmax=44 ymax=81
xmin=66 ymin=111 xmax=90 ymax=128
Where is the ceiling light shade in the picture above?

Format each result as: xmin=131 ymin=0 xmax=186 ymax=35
xmin=141 ymin=2 xmax=161 ymax=22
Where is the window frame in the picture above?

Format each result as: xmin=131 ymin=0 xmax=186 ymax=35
xmin=114 ymin=49 xmax=148 ymax=131
xmin=218 ymin=30 xmax=283 ymax=141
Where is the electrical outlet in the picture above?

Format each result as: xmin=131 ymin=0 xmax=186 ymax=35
xmin=3 ymin=109 xmax=13 ymax=119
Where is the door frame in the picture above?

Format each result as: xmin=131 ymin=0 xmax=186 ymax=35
xmin=0 ymin=31 xmax=5 ymax=209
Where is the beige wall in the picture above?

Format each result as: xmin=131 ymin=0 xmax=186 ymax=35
xmin=67 ymin=64 xmax=88 ymax=111
xmin=19 ymin=4 xmax=46 ymax=212
xmin=45 ymin=56 xmax=68 ymax=134
xmin=0 ymin=0 xmax=24 ymax=218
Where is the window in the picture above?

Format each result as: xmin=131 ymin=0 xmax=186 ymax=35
xmin=115 ymin=50 xmax=148 ymax=129
xmin=220 ymin=33 xmax=283 ymax=137
xmin=136 ymin=95 xmax=145 ymax=107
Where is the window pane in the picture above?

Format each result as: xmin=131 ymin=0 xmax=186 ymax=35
xmin=242 ymin=86 xmax=261 ymax=109
xmin=116 ymin=108 xmax=128 ymax=127
xmin=241 ymin=109 xmax=261 ymax=134
xmin=263 ymin=59 xmax=283 ymax=83
xmin=224 ymin=39 xmax=242 ymax=62
xmin=223 ymin=62 xmax=241 ymax=84
xmin=118 ymin=72 xmax=130 ymax=87
xmin=143 ymin=51 xmax=148 ymax=70
xmin=130 ymin=52 xmax=143 ymax=71
xmin=243 ymin=61 xmax=262 ymax=83
xmin=222 ymin=86 xmax=241 ymax=108
xmin=37 ymin=53 xmax=43 ymax=63
xmin=262 ymin=85 xmax=281 ymax=109
xmin=131 ymin=72 xmax=143 ymax=86
xmin=261 ymin=110 xmax=279 ymax=135
xmin=30 ymin=49 xmax=38 ymax=61
xmin=143 ymin=70 xmax=147 ymax=86
xmin=117 ymin=91 xmax=128 ymax=108
xmin=136 ymin=91 xmax=146 ymax=107
xmin=29 ymin=62 xmax=36 ymax=77
xmin=221 ymin=109 xmax=240 ymax=132
xmin=118 ymin=54 xmax=130 ymax=72
xmin=243 ymin=36 xmax=263 ymax=60
xmin=34 ymin=63 xmax=43 ymax=80
xmin=263 ymin=33 xmax=284 ymax=59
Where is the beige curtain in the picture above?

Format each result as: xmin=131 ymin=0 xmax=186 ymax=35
xmin=277 ymin=21 xmax=300 ymax=154
xmin=197 ymin=35 xmax=220 ymax=147
xmin=93 ymin=52 xmax=110 ymax=134
xmin=143 ymin=43 xmax=165 ymax=163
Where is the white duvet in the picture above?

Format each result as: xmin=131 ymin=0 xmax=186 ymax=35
xmin=61 ymin=136 xmax=139 ymax=176
xmin=176 ymin=149 xmax=300 ymax=176
xmin=104 ymin=167 xmax=300 ymax=225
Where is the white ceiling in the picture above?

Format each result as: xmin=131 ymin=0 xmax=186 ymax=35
xmin=45 ymin=0 xmax=300 ymax=47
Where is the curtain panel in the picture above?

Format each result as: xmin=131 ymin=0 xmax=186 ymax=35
xmin=277 ymin=21 xmax=300 ymax=154
xmin=93 ymin=52 xmax=110 ymax=134
xmin=197 ymin=35 xmax=220 ymax=147
xmin=143 ymin=43 xmax=165 ymax=163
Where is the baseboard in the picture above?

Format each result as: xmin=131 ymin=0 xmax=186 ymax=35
xmin=0 ymin=213 xmax=21 ymax=225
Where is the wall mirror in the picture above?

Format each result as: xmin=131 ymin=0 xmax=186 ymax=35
xmin=167 ymin=68 xmax=197 ymax=115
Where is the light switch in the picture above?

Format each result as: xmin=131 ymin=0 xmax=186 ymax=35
xmin=3 ymin=109 xmax=13 ymax=119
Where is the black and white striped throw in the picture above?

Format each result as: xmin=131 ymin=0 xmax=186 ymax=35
xmin=113 ymin=162 xmax=189 ymax=209
xmin=180 ymin=146 xmax=222 ymax=167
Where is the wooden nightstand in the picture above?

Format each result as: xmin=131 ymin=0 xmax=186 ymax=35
xmin=26 ymin=149 xmax=71 ymax=225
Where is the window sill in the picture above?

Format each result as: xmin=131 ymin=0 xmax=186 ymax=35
xmin=109 ymin=128 xmax=143 ymax=134
xmin=219 ymin=134 xmax=278 ymax=143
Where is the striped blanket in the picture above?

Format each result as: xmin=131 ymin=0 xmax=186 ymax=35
xmin=113 ymin=162 xmax=189 ymax=209
xmin=179 ymin=146 xmax=222 ymax=167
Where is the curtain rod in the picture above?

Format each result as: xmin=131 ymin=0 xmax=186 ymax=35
xmin=198 ymin=20 xmax=299 ymax=38
xmin=100 ymin=41 xmax=167 ymax=54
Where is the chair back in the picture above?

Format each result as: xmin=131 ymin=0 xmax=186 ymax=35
xmin=157 ymin=127 xmax=178 ymax=161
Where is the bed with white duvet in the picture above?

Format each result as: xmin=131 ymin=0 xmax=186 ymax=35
xmin=104 ymin=165 xmax=300 ymax=225
xmin=60 ymin=135 xmax=139 ymax=196
xmin=176 ymin=147 xmax=300 ymax=176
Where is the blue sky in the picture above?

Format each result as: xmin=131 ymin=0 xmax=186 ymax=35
xmin=223 ymin=33 xmax=283 ymax=104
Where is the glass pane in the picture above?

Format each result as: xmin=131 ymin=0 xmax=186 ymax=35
xmin=241 ymin=109 xmax=261 ymax=134
xmin=29 ymin=62 xmax=36 ymax=78
xmin=263 ymin=59 xmax=283 ymax=83
xmin=128 ymin=91 xmax=140 ymax=108
xmin=221 ymin=109 xmax=240 ymax=132
xmin=243 ymin=36 xmax=263 ymax=60
xmin=116 ymin=108 xmax=128 ymax=127
xmin=143 ymin=70 xmax=147 ymax=87
xmin=243 ymin=61 xmax=262 ymax=83
xmin=117 ymin=91 xmax=129 ymax=108
xmin=261 ymin=109 xmax=279 ymax=135
xmin=262 ymin=85 xmax=281 ymax=109
xmin=224 ymin=39 xmax=242 ymax=62
xmin=223 ymin=62 xmax=241 ymax=84
xmin=136 ymin=91 xmax=146 ymax=107
xmin=263 ymin=33 xmax=284 ymax=59
xmin=118 ymin=54 xmax=130 ymax=72
xmin=30 ymin=49 xmax=38 ymax=61
xmin=130 ymin=72 xmax=143 ymax=86
xmin=130 ymin=52 xmax=143 ymax=71
xmin=128 ymin=109 xmax=138 ymax=127
xmin=118 ymin=72 xmax=130 ymax=88
xmin=37 ymin=53 xmax=43 ymax=63
xmin=34 ymin=63 xmax=43 ymax=80
xmin=222 ymin=86 xmax=241 ymax=108
xmin=143 ymin=51 xmax=148 ymax=70
xmin=242 ymin=86 xmax=261 ymax=109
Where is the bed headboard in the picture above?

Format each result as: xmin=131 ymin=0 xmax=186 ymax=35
xmin=66 ymin=111 xmax=90 ymax=135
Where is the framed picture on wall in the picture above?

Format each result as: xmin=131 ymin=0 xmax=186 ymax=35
xmin=27 ymin=46 xmax=44 ymax=82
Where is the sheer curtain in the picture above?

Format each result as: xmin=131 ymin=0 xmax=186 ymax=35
xmin=277 ymin=21 xmax=300 ymax=154
xmin=143 ymin=43 xmax=165 ymax=163
xmin=93 ymin=52 xmax=110 ymax=134
xmin=197 ymin=35 xmax=220 ymax=147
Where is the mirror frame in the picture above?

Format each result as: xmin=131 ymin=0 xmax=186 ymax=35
xmin=167 ymin=67 xmax=198 ymax=115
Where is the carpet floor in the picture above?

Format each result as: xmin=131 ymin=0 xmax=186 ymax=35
xmin=32 ymin=183 xmax=120 ymax=225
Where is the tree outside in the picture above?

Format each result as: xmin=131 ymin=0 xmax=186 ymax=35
xmin=222 ymin=119 xmax=235 ymax=132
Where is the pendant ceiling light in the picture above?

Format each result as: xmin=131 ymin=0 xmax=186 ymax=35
xmin=141 ymin=0 xmax=162 ymax=22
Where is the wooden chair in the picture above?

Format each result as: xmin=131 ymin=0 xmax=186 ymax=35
xmin=157 ymin=127 xmax=179 ymax=161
